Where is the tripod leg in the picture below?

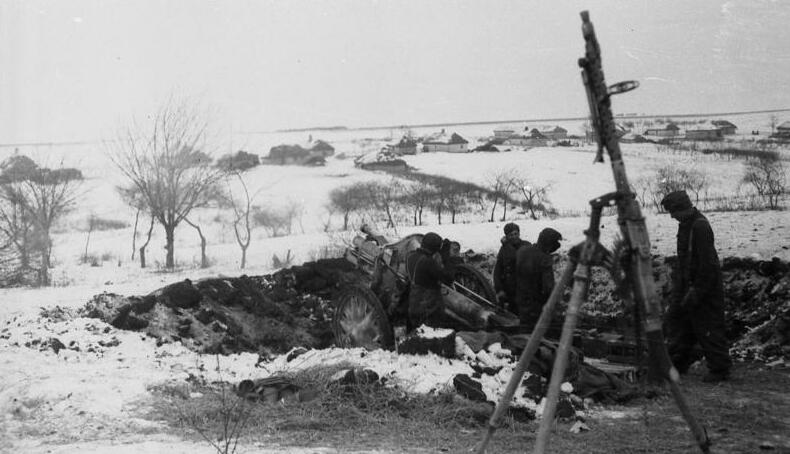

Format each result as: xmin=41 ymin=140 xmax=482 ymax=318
xmin=645 ymin=327 xmax=711 ymax=452
xmin=533 ymin=264 xmax=590 ymax=454
xmin=474 ymin=262 xmax=575 ymax=454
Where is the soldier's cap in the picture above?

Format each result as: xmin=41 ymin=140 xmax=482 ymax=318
xmin=660 ymin=190 xmax=693 ymax=212
xmin=504 ymin=222 xmax=520 ymax=235
xmin=421 ymin=232 xmax=443 ymax=253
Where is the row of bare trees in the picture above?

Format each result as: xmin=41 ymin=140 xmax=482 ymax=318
xmin=327 ymin=170 xmax=554 ymax=232
xmin=632 ymin=151 xmax=787 ymax=212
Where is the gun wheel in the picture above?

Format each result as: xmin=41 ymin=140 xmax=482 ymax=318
xmin=333 ymin=285 xmax=394 ymax=351
xmin=452 ymin=263 xmax=497 ymax=304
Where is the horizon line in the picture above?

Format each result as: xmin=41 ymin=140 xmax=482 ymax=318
xmin=3 ymin=107 xmax=790 ymax=148
xmin=255 ymin=107 xmax=790 ymax=135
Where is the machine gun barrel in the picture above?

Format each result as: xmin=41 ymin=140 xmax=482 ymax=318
xmin=577 ymin=11 xmax=710 ymax=453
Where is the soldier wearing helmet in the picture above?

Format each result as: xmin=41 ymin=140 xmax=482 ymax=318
xmin=405 ymin=232 xmax=455 ymax=330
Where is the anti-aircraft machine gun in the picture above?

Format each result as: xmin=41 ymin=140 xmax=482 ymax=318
xmin=476 ymin=11 xmax=711 ymax=454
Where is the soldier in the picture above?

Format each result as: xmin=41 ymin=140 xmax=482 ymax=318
xmin=405 ymin=232 xmax=455 ymax=329
xmin=514 ymin=227 xmax=562 ymax=329
xmin=661 ymin=190 xmax=731 ymax=382
xmin=493 ymin=223 xmax=530 ymax=313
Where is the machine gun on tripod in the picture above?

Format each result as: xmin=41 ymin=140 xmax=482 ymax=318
xmin=475 ymin=11 xmax=711 ymax=454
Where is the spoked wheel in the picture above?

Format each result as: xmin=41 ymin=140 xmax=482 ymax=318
xmin=452 ymin=263 xmax=497 ymax=305
xmin=332 ymin=285 xmax=395 ymax=351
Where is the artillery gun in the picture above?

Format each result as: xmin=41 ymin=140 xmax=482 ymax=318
xmin=333 ymin=225 xmax=520 ymax=350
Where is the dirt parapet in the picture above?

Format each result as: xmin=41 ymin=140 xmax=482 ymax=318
xmin=79 ymin=258 xmax=364 ymax=356
xmin=78 ymin=254 xmax=790 ymax=362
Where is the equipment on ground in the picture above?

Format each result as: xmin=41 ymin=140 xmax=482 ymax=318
xmin=333 ymin=225 xmax=520 ymax=350
xmin=476 ymin=12 xmax=710 ymax=454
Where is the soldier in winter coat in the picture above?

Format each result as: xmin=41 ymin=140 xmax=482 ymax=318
xmin=514 ymin=228 xmax=562 ymax=329
xmin=493 ymin=223 xmax=530 ymax=313
xmin=661 ymin=190 xmax=731 ymax=382
xmin=405 ymin=232 xmax=455 ymax=330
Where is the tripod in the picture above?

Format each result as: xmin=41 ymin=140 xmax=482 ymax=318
xmin=475 ymin=11 xmax=711 ymax=454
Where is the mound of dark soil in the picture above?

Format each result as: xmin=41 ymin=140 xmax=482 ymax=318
xmin=79 ymin=258 xmax=366 ymax=355
xmin=721 ymin=257 xmax=790 ymax=361
xmin=566 ymin=254 xmax=790 ymax=362
xmin=78 ymin=251 xmax=789 ymax=363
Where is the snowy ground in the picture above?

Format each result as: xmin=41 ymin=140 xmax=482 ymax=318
xmin=1 ymin=124 xmax=788 ymax=453
xmin=2 ymin=208 xmax=787 ymax=453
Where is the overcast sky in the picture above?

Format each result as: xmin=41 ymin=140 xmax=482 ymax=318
xmin=1 ymin=0 xmax=789 ymax=143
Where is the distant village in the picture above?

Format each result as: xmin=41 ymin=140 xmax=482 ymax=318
xmin=225 ymin=117 xmax=790 ymax=172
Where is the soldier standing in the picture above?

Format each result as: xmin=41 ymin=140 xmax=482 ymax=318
xmin=661 ymin=190 xmax=732 ymax=382
xmin=514 ymin=228 xmax=562 ymax=329
xmin=405 ymin=232 xmax=455 ymax=329
xmin=493 ymin=223 xmax=530 ymax=313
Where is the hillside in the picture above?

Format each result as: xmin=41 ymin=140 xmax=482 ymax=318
xmin=1 ymin=118 xmax=789 ymax=453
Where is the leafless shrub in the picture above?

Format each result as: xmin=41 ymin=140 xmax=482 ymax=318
xmin=639 ymin=163 xmax=709 ymax=211
xmin=167 ymin=357 xmax=252 ymax=454
xmin=253 ymin=206 xmax=293 ymax=237
xmin=517 ymin=178 xmax=553 ymax=220
xmin=272 ymin=249 xmax=293 ymax=268
xmin=741 ymin=153 xmax=787 ymax=209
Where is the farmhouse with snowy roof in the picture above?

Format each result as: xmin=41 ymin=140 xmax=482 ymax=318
xmin=422 ymin=132 xmax=469 ymax=153
xmin=644 ymin=123 xmax=680 ymax=137
xmin=711 ymin=120 xmax=737 ymax=135
xmin=772 ymin=121 xmax=790 ymax=139
xmin=529 ymin=126 xmax=567 ymax=140
xmin=685 ymin=124 xmax=724 ymax=141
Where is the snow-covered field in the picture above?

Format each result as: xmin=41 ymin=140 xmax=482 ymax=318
xmin=1 ymin=119 xmax=788 ymax=453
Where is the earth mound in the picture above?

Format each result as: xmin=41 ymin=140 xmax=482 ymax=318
xmin=77 ymin=253 xmax=790 ymax=363
xmin=79 ymin=258 xmax=366 ymax=356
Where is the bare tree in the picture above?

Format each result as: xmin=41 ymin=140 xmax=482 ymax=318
xmin=741 ymin=153 xmax=787 ymax=209
xmin=281 ymin=200 xmax=304 ymax=235
xmin=82 ymin=214 xmax=98 ymax=264
xmin=183 ymin=217 xmax=209 ymax=268
xmin=401 ymin=181 xmax=434 ymax=226
xmin=320 ymin=205 xmax=336 ymax=232
xmin=0 ymin=155 xmax=83 ymax=285
xmin=485 ymin=170 xmax=518 ymax=222
xmin=253 ymin=206 xmax=292 ymax=237
xmin=117 ymin=185 xmax=147 ymax=262
xmin=432 ymin=182 xmax=450 ymax=225
xmin=518 ymin=181 xmax=552 ymax=220
xmin=364 ymin=179 xmax=404 ymax=228
xmin=138 ymin=215 xmax=156 ymax=268
xmin=329 ymin=182 xmax=370 ymax=230
xmin=219 ymin=172 xmax=259 ymax=269
xmin=110 ymin=98 xmax=225 ymax=269
xmin=444 ymin=181 xmax=478 ymax=224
